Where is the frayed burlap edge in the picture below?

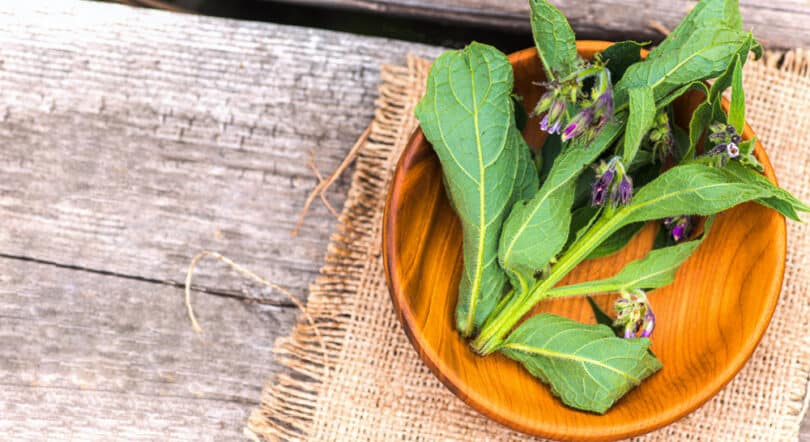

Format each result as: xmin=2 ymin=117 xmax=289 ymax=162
xmin=246 ymin=56 xmax=429 ymax=441
xmin=754 ymin=48 xmax=810 ymax=441
xmin=247 ymin=50 xmax=810 ymax=441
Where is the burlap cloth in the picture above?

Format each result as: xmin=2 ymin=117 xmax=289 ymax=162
xmin=247 ymin=51 xmax=810 ymax=441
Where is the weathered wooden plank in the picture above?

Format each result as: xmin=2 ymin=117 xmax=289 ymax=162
xmin=0 ymin=1 xmax=443 ymax=300
xmin=273 ymin=0 xmax=810 ymax=50
xmin=0 ymin=255 xmax=296 ymax=440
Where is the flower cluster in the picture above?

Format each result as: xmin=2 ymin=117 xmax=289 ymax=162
xmin=704 ymin=122 xmax=741 ymax=166
xmin=591 ymin=156 xmax=633 ymax=207
xmin=532 ymin=63 xmax=614 ymax=143
xmin=532 ymin=85 xmax=569 ymax=135
xmin=647 ymin=111 xmax=675 ymax=163
xmin=613 ymin=289 xmax=656 ymax=339
xmin=663 ymin=215 xmax=696 ymax=243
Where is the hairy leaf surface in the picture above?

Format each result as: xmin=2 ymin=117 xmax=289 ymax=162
xmin=499 ymin=121 xmax=623 ymax=294
xmin=415 ymin=43 xmax=539 ymax=336
xmin=501 ymin=314 xmax=661 ymax=414
xmin=529 ymin=0 xmax=578 ymax=79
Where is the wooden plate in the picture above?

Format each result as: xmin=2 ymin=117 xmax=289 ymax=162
xmin=382 ymin=41 xmax=787 ymax=441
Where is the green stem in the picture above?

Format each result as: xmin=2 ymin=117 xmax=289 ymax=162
xmin=544 ymin=283 xmax=618 ymax=300
xmin=472 ymin=214 xmax=624 ymax=355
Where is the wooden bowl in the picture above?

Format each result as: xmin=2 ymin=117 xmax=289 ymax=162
xmin=383 ymin=41 xmax=787 ymax=441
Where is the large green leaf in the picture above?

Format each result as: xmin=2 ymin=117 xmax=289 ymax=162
xmin=548 ymin=221 xmax=710 ymax=298
xmin=648 ymin=0 xmax=742 ymax=60
xmin=586 ymin=222 xmax=646 ymax=259
xmin=499 ymin=121 xmax=623 ymax=294
xmin=723 ymin=162 xmax=809 ymax=221
xmin=600 ymin=41 xmax=646 ymax=83
xmin=620 ymin=164 xmax=775 ymax=225
xmin=729 ymin=54 xmax=745 ymax=133
xmin=415 ymin=43 xmax=539 ymax=336
xmin=623 ymin=86 xmax=656 ymax=164
xmin=614 ymin=0 xmax=754 ymax=107
xmin=686 ymin=35 xmax=754 ymax=159
xmin=501 ymin=314 xmax=661 ymax=414
xmin=529 ymin=0 xmax=578 ymax=80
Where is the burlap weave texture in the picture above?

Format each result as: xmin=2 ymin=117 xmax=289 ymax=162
xmin=248 ymin=52 xmax=810 ymax=441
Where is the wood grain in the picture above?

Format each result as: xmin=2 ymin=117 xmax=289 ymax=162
xmin=0 ymin=1 xmax=443 ymax=439
xmin=272 ymin=0 xmax=810 ymax=50
xmin=0 ymin=0 xmax=442 ymax=299
xmin=384 ymin=43 xmax=788 ymax=440
xmin=0 ymin=255 xmax=295 ymax=440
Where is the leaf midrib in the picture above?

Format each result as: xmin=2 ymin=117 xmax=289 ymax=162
xmin=466 ymin=50 xmax=487 ymax=333
xmin=503 ymin=342 xmax=642 ymax=384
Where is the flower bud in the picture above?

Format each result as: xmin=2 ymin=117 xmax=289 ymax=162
xmin=613 ymin=289 xmax=656 ymax=339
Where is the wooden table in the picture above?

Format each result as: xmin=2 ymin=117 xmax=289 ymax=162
xmin=274 ymin=0 xmax=810 ymax=49
xmin=0 ymin=1 xmax=806 ymax=440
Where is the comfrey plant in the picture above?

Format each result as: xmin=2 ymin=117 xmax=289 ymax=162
xmin=414 ymin=0 xmax=809 ymax=414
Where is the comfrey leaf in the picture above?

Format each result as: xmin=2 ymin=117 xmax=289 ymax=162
xmin=600 ymin=41 xmax=647 ymax=83
xmin=529 ymin=0 xmax=578 ymax=80
xmin=648 ymin=0 xmax=743 ymax=60
xmin=499 ymin=121 xmax=623 ymax=294
xmin=623 ymin=86 xmax=656 ymax=164
xmin=587 ymin=222 xmax=646 ymax=259
xmin=687 ymin=36 xmax=755 ymax=159
xmin=614 ymin=0 xmax=756 ymax=107
xmin=656 ymin=81 xmax=709 ymax=110
xmin=722 ymin=162 xmax=810 ymax=221
xmin=729 ymin=54 xmax=745 ymax=133
xmin=548 ymin=219 xmax=712 ymax=298
xmin=415 ymin=43 xmax=539 ymax=336
xmin=620 ymin=164 xmax=776 ymax=225
xmin=501 ymin=314 xmax=661 ymax=414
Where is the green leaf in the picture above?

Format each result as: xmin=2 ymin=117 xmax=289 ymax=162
xmin=723 ymin=162 xmax=809 ymax=221
xmin=648 ymin=0 xmax=743 ymax=60
xmin=615 ymin=0 xmax=754 ymax=107
xmin=587 ymin=222 xmax=646 ymax=259
xmin=623 ymin=87 xmax=656 ymax=164
xmin=687 ymin=101 xmax=713 ymax=160
xmin=550 ymin=220 xmax=711 ymax=297
xmin=499 ymin=121 xmax=623 ymax=294
xmin=737 ymin=138 xmax=764 ymax=171
xmin=501 ymin=314 xmax=662 ymax=414
xmin=529 ymin=0 xmax=578 ymax=80
xmin=729 ymin=54 xmax=745 ymax=133
xmin=415 ymin=43 xmax=539 ymax=336
xmin=620 ymin=164 xmax=777 ymax=225
xmin=686 ymin=36 xmax=754 ymax=159
xmin=656 ymin=81 xmax=709 ymax=110
xmin=538 ymin=133 xmax=563 ymax=184
xmin=567 ymin=205 xmax=600 ymax=251
xmin=672 ymin=123 xmax=690 ymax=160
xmin=600 ymin=41 xmax=646 ymax=82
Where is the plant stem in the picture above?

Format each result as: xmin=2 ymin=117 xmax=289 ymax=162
xmin=472 ymin=214 xmax=623 ymax=355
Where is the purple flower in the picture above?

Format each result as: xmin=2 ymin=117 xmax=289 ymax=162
xmin=591 ymin=157 xmax=632 ymax=208
xmin=726 ymin=142 xmax=740 ymax=158
xmin=591 ymin=164 xmax=614 ymax=206
xmin=705 ymin=122 xmax=743 ymax=166
xmin=593 ymin=87 xmax=614 ymax=128
xmin=539 ymin=99 xmax=566 ymax=134
xmin=616 ymin=175 xmax=633 ymax=206
xmin=663 ymin=215 xmax=695 ymax=243
xmin=639 ymin=310 xmax=656 ymax=338
xmin=562 ymin=107 xmax=593 ymax=141
xmin=613 ymin=289 xmax=656 ymax=339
